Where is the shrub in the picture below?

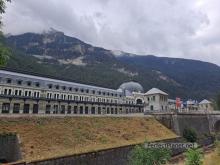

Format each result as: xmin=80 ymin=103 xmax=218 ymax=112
xmin=185 ymin=148 xmax=203 ymax=165
xmin=129 ymin=143 xmax=171 ymax=165
xmin=183 ymin=128 xmax=197 ymax=143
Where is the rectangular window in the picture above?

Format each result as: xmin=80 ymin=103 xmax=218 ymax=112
xmin=85 ymin=106 xmax=88 ymax=114
xmin=98 ymin=107 xmax=101 ymax=114
xmin=47 ymin=93 xmax=52 ymax=99
xmin=33 ymin=104 xmax=39 ymax=114
xmin=115 ymin=108 xmax=118 ymax=114
xmin=67 ymin=105 xmax=71 ymax=114
xmin=61 ymin=105 xmax=65 ymax=114
xmin=15 ymin=90 xmax=18 ymax=96
xmin=23 ymin=104 xmax=30 ymax=114
xmin=46 ymin=105 xmax=51 ymax=114
xmin=68 ymin=95 xmax=72 ymax=100
xmin=4 ymin=89 xmax=7 ymax=95
xmin=80 ymin=106 xmax=83 ymax=114
xmin=74 ymin=96 xmax=78 ymax=101
xmin=153 ymin=96 xmax=156 ymax=101
xmin=91 ymin=107 xmax=95 ymax=114
xmin=74 ymin=106 xmax=78 ymax=114
xmin=2 ymin=103 xmax=10 ymax=113
xmin=111 ymin=108 xmax=114 ymax=114
xmin=13 ymin=103 xmax=20 ymax=114
xmin=19 ymin=90 xmax=22 ymax=96
xmin=54 ymin=105 xmax=58 ymax=114
xmin=8 ymin=89 xmax=12 ymax=95
xmin=37 ymin=92 xmax=40 ymax=98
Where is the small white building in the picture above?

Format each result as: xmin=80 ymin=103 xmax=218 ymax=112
xmin=144 ymin=88 xmax=168 ymax=111
xmin=168 ymin=99 xmax=176 ymax=111
xmin=199 ymin=99 xmax=213 ymax=111
xmin=185 ymin=100 xmax=199 ymax=111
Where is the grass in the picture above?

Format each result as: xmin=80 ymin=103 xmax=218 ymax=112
xmin=0 ymin=116 xmax=177 ymax=162
xmin=203 ymin=149 xmax=220 ymax=165
xmin=169 ymin=148 xmax=220 ymax=165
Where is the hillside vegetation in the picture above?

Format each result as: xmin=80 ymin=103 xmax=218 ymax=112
xmin=0 ymin=116 xmax=177 ymax=162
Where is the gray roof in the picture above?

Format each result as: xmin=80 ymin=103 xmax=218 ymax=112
xmin=145 ymin=88 xmax=168 ymax=95
xmin=0 ymin=70 xmax=122 ymax=94
xmin=199 ymin=99 xmax=212 ymax=104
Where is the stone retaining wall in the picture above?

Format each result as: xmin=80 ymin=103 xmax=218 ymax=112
xmin=0 ymin=134 xmax=22 ymax=163
xmin=10 ymin=136 xmax=214 ymax=165
xmin=12 ymin=137 xmax=184 ymax=165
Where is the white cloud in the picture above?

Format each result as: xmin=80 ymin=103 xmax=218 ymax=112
xmin=2 ymin=0 xmax=220 ymax=65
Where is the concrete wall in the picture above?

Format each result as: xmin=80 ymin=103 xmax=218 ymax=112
xmin=12 ymin=138 xmax=185 ymax=165
xmin=176 ymin=114 xmax=210 ymax=136
xmin=154 ymin=114 xmax=211 ymax=136
xmin=10 ymin=135 xmax=215 ymax=165
xmin=0 ymin=134 xmax=22 ymax=163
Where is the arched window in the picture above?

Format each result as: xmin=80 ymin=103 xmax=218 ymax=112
xmin=136 ymin=99 xmax=143 ymax=105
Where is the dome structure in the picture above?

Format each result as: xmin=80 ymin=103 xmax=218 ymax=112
xmin=119 ymin=81 xmax=144 ymax=94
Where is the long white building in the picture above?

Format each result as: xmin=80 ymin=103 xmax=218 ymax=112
xmin=0 ymin=69 xmax=169 ymax=115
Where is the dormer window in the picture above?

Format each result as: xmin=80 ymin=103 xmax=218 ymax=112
xmin=35 ymin=82 xmax=40 ymax=87
xmin=55 ymin=85 xmax=59 ymax=90
xmin=27 ymin=81 xmax=32 ymax=86
xmin=48 ymin=84 xmax=53 ymax=89
xmin=69 ymin=87 xmax=72 ymax=91
xmin=86 ymin=89 xmax=89 ymax=93
xmin=81 ymin=89 xmax=84 ymax=93
xmin=17 ymin=80 xmax=22 ymax=85
xmin=7 ymin=78 xmax=12 ymax=84
xmin=62 ymin=86 xmax=66 ymax=90
xmin=75 ymin=88 xmax=79 ymax=92
xmin=92 ymin=90 xmax=95 ymax=94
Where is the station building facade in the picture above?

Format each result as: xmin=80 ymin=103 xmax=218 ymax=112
xmin=0 ymin=70 xmax=169 ymax=115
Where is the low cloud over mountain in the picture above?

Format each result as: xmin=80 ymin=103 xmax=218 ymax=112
xmin=3 ymin=0 xmax=220 ymax=65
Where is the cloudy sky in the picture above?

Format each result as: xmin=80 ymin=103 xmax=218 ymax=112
xmin=2 ymin=0 xmax=220 ymax=65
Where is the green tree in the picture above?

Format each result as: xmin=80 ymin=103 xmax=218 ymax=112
xmin=215 ymin=94 xmax=220 ymax=110
xmin=0 ymin=0 xmax=11 ymax=66
xmin=0 ymin=40 xmax=10 ymax=65
xmin=0 ymin=0 xmax=10 ymax=13
xmin=185 ymin=148 xmax=203 ymax=165
xmin=183 ymin=128 xmax=197 ymax=143
xmin=129 ymin=143 xmax=171 ymax=165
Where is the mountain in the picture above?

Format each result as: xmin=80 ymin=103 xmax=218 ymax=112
xmin=4 ymin=30 xmax=220 ymax=100
xmin=117 ymin=55 xmax=220 ymax=99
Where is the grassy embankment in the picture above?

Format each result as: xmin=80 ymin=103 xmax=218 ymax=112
xmin=0 ymin=116 xmax=177 ymax=162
